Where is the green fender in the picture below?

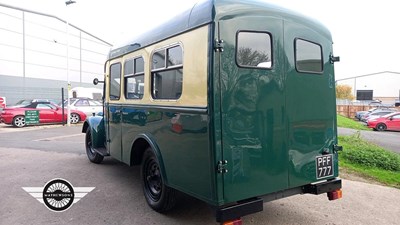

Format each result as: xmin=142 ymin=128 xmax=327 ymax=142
xmin=131 ymin=133 xmax=169 ymax=186
xmin=82 ymin=116 xmax=106 ymax=149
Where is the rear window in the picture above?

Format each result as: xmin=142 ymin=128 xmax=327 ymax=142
xmin=236 ymin=31 xmax=272 ymax=69
xmin=295 ymin=39 xmax=323 ymax=73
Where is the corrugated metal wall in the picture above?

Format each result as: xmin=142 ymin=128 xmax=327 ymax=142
xmin=0 ymin=4 xmax=110 ymax=105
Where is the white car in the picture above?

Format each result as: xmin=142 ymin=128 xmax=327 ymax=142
xmin=62 ymin=98 xmax=102 ymax=116
xmin=364 ymin=110 xmax=396 ymax=123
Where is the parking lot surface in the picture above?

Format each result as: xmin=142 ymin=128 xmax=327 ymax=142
xmin=0 ymin=124 xmax=399 ymax=225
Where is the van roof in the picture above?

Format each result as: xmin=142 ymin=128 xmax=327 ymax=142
xmin=108 ymin=0 xmax=331 ymax=60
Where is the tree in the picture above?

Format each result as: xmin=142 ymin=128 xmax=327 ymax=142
xmin=237 ymin=47 xmax=270 ymax=66
xmin=336 ymin=84 xmax=355 ymax=100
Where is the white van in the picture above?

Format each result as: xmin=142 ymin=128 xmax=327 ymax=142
xmin=69 ymin=87 xmax=102 ymax=101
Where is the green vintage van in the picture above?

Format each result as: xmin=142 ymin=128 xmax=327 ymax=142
xmin=83 ymin=0 xmax=342 ymax=224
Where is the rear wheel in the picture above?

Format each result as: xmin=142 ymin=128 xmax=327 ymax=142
xmin=85 ymin=129 xmax=104 ymax=164
xmin=70 ymin=113 xmax=80 ymax=124
xmin=13 ymin=115 xmax=26 ymax=128
xmin=141 ymin=147 xmax=176 ymax=213
xmin=376 ymin=123 xmax=387 ymax=131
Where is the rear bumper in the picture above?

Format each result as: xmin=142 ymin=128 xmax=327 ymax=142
xmin=215 ymin=178 xmax=342 ymax=223
xmin=302 ymin=178 xmax=342 ymax=195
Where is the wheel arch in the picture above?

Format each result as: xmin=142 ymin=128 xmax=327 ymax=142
xmin=130 ymin=134 xmax=169 ymax=185
xmin=13 ymin=114 xmax=25 ymax=119
xmin=82 ymin=116 xmax=106 ymax=148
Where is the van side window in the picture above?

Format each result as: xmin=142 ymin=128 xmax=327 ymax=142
xmin=124 ymin=57 xmax=145 ymax=99
xmin=295 ymin=39 xmax=323 ymax=73
xmin=110 ymin=63 xmax=121 ymax=100
xmin=151 ymin=45 xmax=183 ymax=99
xmin=236 ymin=31 xmax=272 ymax=68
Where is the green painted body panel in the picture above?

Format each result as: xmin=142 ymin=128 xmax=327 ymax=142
xmin=217 ymin=16 xmax=289 ymax=202
xmin=108 ymin=104 xmax=123 ymax=161
xmin=212 ymin=0 xmax=338 ymax=203
xmin=99 ymin=0 xmax=339 ymax=207
xmin=284 ymin=21 xmax=338 ymax=187
xmin=84 ymin=116 xmax=106 ymax=149
xmin=113 ymin=106 xmax=216 ymax=204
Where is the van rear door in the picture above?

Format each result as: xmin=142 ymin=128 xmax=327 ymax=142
xmin=218 ymin=16 xmax=288 ymax=203
xmin=284 ymin=21 xmax=338 ymax=188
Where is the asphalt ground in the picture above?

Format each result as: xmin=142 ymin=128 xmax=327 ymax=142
xmin=0 ymin=123 xmax=399 ymax=225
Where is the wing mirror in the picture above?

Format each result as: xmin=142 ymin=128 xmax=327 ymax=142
xmin=93 ymin=78 xmax=104 ymax=85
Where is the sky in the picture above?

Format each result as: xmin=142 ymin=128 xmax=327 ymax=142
xmin=1 ymin=0 xmax=400 ymax=80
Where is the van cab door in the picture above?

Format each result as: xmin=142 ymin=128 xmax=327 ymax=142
xmin=218 ymin=16 xmax=288 ymax=202
xmin=106 ymin=62 xmax=123 ymax=161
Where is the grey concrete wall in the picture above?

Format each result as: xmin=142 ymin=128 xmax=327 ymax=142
xmin=0 ymin=75 xmax=103 ymax=105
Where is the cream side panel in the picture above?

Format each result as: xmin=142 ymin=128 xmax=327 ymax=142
xmin=112 ymin=25 xmax=209 ymax=108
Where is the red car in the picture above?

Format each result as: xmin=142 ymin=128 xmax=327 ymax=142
xmin=367 ymin=112 xmax=400 ymax=131
xmin=0 ymin=101 xmax=86 ymax=127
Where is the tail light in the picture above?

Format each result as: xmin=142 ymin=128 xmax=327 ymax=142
xmin=327 ymin=189 xmax=342 ymax=200
xmin=223 ymin=219 xmax=242 ymax=225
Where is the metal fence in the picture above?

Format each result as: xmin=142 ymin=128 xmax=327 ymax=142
xmin=336 ymin=99 xmax=399 ymax=118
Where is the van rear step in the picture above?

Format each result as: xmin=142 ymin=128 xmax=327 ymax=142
xmin=216 ymin=198 xmax=263 ymax=223
xmin=303 ymin=178 xmax=342 ymax=195
xmin=216 ymin=179 xmax=342 ymax=223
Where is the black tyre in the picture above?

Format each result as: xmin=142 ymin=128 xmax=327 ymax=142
xmin=85 ymin=129 xmax=104 ymax=164
xmin=376 ymin=123 xmax=387 ymax=131
xmin=141 ymin=147 xmax=176 ymax=213
xmin=70 ymin=113 xmax=80 ymax=124
xmin=13 ymin=115 xmax=26 ymax=128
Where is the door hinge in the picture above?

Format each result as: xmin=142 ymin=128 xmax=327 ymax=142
xmin=214 ymin=39 xmax=224 ymax=52
xmin=333 ymin=144 xmax=343 ymax=153
xmin=217 ymin=160 xmax=228 ymax=173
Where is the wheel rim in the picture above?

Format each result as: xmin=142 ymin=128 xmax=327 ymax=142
xmin=377 ymin=124 xmax=386 ymax=131
xmin=15 ymin=116 xmax=25 ymax=127
xmin=70 ymin=114 xmax=80 ymax=124
xmin=144 ymin=159 xmax=162 ymax=201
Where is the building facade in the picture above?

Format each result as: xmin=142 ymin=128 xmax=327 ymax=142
xmin=336 ymin=71 xmax=400 ymax=105
xmin=0 ymin=3 xmax=111 ymax=105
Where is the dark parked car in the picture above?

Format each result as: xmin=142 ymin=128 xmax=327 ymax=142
xmin=367 ymin=112 xmax=400 ymax=131
xmin=0 ymin=101 xmax=86 ymax=127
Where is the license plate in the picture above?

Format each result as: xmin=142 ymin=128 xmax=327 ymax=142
xmin=316 ymin=154 xmax=334 ymax=179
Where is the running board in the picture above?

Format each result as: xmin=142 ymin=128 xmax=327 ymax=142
xmin=94 ymin=147 xmax=109 ymax=156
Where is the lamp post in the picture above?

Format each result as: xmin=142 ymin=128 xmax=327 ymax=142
xmin=65 ymin=0 xmax=76 ymax=126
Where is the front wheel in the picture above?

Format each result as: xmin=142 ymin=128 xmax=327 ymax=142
xmin=85 ymin=129 xmax=104 ymax=164
xmin=141 ymin=147 xmax=176 ymax=213
xmin=13 ymin=115 xmax=26 ymax=128
xmin=376 ymin=123 xmax=387 ymax=131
